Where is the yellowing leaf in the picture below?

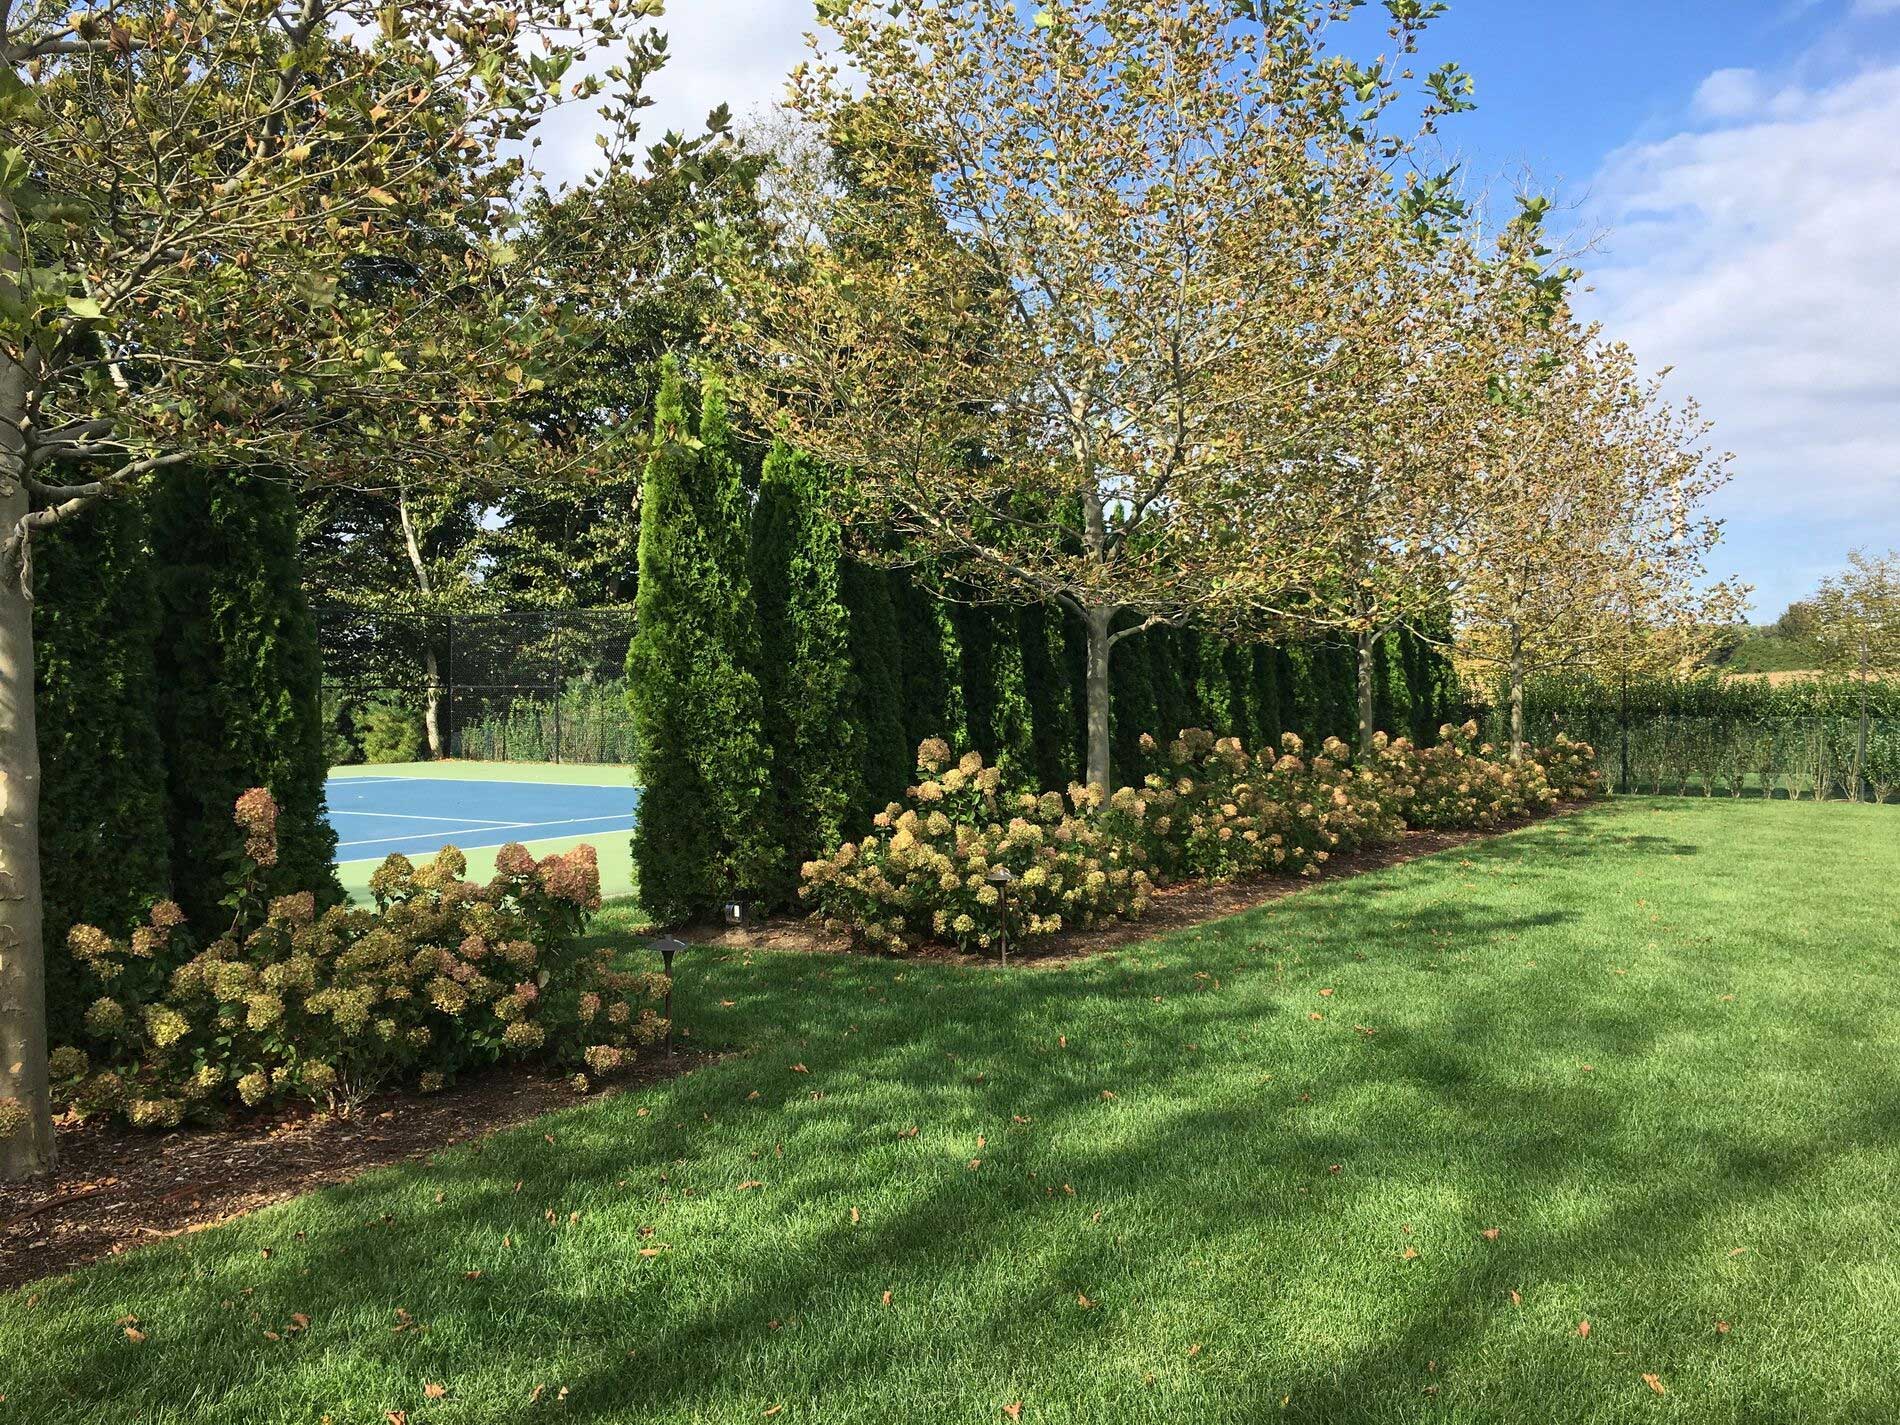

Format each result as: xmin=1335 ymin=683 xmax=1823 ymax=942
xmin=1577 ymin=1320 xmax=1590 ymax=1338
xmin=1642 ymin=1373 xmax=1666 ymax=1396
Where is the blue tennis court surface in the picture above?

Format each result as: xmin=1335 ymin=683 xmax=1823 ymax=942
xmin=325 ymin=776 xmax=641 ymax=861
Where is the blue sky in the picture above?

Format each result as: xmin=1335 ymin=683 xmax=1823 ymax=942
xmin=581 ymin=0 xmax=1900 ymax=618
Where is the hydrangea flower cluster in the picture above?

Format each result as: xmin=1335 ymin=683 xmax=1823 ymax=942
xmin=52 ymin=790 xmax=664 ymax=1127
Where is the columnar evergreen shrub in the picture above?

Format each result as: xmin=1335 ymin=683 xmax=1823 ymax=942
xmin=149 ymin=467 xmax=339 ymax=927
xmin=51 ymin=792 xmax=665 ymax=1124
xmin=894 ymin=569 xmax=958 ymax=757
xmin=626 ymin=361 xmax=780 ymax=921
xmin=1019 ymin=605 xmax=1080 ymax=792
xmin=839 ymin=561 xmax=910 ymax=820
xmin=34 ymin=498 xmax=171 ymax=1043
xmin=751 ymin=443 xmax=864 ymax=902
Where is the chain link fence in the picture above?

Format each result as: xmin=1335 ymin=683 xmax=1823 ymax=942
xmin=316 ymin=607 xmax=637 ymax=765
xmin=1482 ymin=703 xmax=1900 ymax=805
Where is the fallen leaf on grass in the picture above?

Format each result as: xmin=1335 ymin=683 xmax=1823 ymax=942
xmin=1077 ymin=1293 xmax=1096 ymax=1309
xmin=881 ymin=1291 xmax=893 ymax=1307
xmin=968 ymin=1159 xmax=983 ymax=1170
xmin=424 ymin=1384 xmax=448 ymax=1400
xmin=386 ymin=1413 xmax=407 ymax=1425
xmin=1100 ymin=1090 xmax=1117 ymax=1100
xmin=1401 ymin=1247 xmax=1419 ymax=1261
xmin=1716 ymin=1320 xmax=1731 ymax=1336
xmin=1642 ymin=1373 xmax=1666 ymax=1396
xmin=1727 ymin=1247 xmax=1747 ymax=1258
xmin=288 ymin=1313 xmax=311 ymax=1332
xmin=1509 ymin=1290 xmax=1522 ymax=1307
xmin=638 ymin=1246 xmax=669 ymax=1257
xmin=123 ymin=1326 xmax=146 ymax=1343
xmin=1577 ymin=1321 xmax=1590 ymax=1338
xmin=737 ymin=1180 xmax=765 ymax=1191
xmin=763 ymin=1407 xmax=783 ymax=1419
xmin=1319 ymin=988 xmax=1335 ymax=997
xmin=1308 ymin=1012 xmax=1324 ymax=1022
xmin=1480 ymin=1228 xmax=1501 ymax=1241
xmin=1187 ymin=1343 xmax=1202 ymax=1358
xmin=790 ymin=1064 xmax=809 ymax=1074
xmin=1003 ymin=1406 xmax=1022 ymax=1420
xmin=850 ymin=1207 xmax=861 ymax=1224
xmin=721 ymin=1000 xmax=737 ymax=1007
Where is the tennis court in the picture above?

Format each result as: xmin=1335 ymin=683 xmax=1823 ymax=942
xmin=327 ymin=762 xmax=641 ymax=902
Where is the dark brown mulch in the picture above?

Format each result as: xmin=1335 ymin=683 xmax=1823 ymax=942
xmin=0 ymin=1051 xmax=715 ymax=1294
xmin=680 ymin=802 xmax=1599 ymax=967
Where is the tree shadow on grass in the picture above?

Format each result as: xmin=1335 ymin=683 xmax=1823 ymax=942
xmin=11 ymin=812 xmax=1896 ymax=1422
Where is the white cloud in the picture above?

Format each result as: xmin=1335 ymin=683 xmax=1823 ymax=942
xmin=1578 ymin=63 xmax=1900 ymax=611
xmin=1692 ymin=67 xmax=1764 ymax=119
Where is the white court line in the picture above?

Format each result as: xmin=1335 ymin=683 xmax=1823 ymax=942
xmin=331 ymin=776 xmax=636 ymax=791
xmin=329 ymin=810 xmax=518 ymax=826
xmin=336 ymin=813 xmax=636 ymax=850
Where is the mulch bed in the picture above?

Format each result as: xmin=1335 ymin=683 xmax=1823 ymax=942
xmin=682 ymin=802 xmax=1597 ymax=967
xmin=0 ymin=1051 xmax=715 ymax=1294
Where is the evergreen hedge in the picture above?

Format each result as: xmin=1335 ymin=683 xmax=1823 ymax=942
xmin=750 ymin=442 xmax=863 ymax=903
xmin=626 ymin=362 xmax=780 ymax=921
xmin=149 ymin=467 xmax=340 ymax=928
xmin=33 ymin=497 xmax=172 ymax=1043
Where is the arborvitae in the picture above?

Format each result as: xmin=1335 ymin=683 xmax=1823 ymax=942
xmin=627 ymin=361 xmax=779 ymax=921
xmin=1109 ymin=612 xmax=1157 ymax=785
xmin=1060 ymin=614 xmax=1091 ymax=782
xmin=1219 ymin=644 xmax=1254 ymax=742
xmin=1399 ymin=624 xmax=1457 ymax=739
xmin=894 ymin=569 xmax=956 ymax=757
xmin=34 ymin=498 xmax=171 ymax=1041
xmin=1018 ymin=604 xmax=1077 ymax=791
xmin=839 ymin=559 xmax=909 ymax=816
xmin=150 ymin=467 xmax=339 ymax=930
xmin=750 ymin=443 xmax=861 ymax=901
xmin=1250 ymin=645 xmax=1289 ymax=748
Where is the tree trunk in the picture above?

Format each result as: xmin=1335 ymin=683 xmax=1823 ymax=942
xmin=0 ymin=350 xmax=54 ymax=1178
xmin=1508 ymin=642 xmax=1526 ymax=764
xmin=1083 ymin=604 xmax=1112 ymax=791
xmin=1355 ymin=628 xmax=1376 ymax=757
xmin=422 ymin=643 xmax=445 ymax=760
xmin=397 ymin=485 xmax=444 ymax=760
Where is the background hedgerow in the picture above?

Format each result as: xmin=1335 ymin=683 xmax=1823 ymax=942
xmin=50 ymin=792 xmax=667 ymax=1127
xmin=804 ymin=726 xmax=1601 ymax=952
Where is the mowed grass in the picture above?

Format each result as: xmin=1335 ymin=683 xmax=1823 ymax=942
xmin=4 ymin=798 xmax=1898 ymax=1424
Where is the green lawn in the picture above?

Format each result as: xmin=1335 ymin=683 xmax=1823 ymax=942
xmin=5 ymin=798 xmax=1899 ymax=1423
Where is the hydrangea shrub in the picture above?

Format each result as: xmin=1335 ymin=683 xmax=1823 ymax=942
xmin=53 ymin=791 xmax=665 ymax=1126
xmin=805 ymin=725 xmax=1602 ymax=953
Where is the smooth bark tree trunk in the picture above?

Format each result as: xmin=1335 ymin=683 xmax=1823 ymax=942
xmin=422 ymin=644 xmax=445 ymax=761
xmin=1355 ymin=628 xmax=1376 ymax=757
xmin=397 ymin=485 xmax=445 ymax=759
xmin=1083 ymin=604 xmax=1113 ymax=791
xmin=1508 ymin=643 xmax=1526 ymax=763
xmin=0 ymin=344 xmax=54 ymax=1178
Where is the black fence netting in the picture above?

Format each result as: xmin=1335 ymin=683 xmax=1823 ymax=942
xmin=316 ymin=607 xmax=637 ymax=766
xmin=1478 ymin=674 xmax=1899 ymax=803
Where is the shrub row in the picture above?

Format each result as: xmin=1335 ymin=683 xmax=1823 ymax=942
xmin=50 ymin=792 xmax=666 ymax=1127
xmin=801 ymin=725 xmax=1602 ymax=953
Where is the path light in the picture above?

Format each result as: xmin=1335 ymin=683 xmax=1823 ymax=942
xmin=651 ymin=934 xmax=687 ymax=1057
xmin=986 ymin=865 xmax=1016 ymax=967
